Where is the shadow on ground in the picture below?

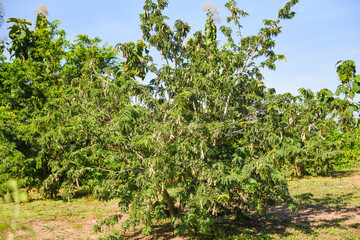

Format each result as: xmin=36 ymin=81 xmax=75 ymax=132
xmin=103 ymin=198 xmax=359 ymax=240
xmin=100 ymin=169 xmax=360 ymax=239
xmin=328 ymin=168 xmax=360 ymax=178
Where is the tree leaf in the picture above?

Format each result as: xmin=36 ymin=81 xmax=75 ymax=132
xmin=352 ymin=82 xmax=360 ymax=93
xmin=335 ymin=86 xmax=342 ymax=96
xmin=17 ymin=30 xmax=26 ymax=40
xmin=346 ymin=105 xmax=356 ymax=113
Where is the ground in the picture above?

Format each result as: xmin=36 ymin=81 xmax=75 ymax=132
xmin=1 ymin=168 xmax=359 ymax=240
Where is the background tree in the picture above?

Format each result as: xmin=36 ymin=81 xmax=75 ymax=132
xmin=0 ymin=13 xmax=66 ymax=194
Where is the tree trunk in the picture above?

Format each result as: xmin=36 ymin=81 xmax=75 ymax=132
xmin=162 ymin=188 xmax=176 ymax=218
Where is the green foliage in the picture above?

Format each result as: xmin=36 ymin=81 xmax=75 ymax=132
xmin=262 ymin=88 xmax=346 ymax=176
xmin=0 ymin=13 xmax=67 ymax=195
xmin=335 ymin=60 xmax=360 ymax=101
xmin=93 ymin=214 xmax=122 ymax=233
xmin=330 ymin=128 xmax=360 ymax=169
xmin=257 ymin=60 xmax=359 ymax=177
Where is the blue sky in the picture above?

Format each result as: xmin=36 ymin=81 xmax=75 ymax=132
xmin=1 ymin=0 xmax=359 ymax=95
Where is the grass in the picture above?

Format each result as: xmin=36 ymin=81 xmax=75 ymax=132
xmin=0 ymin=168 xmax=359 ymax=239
xmin=0 ymin=194 xmax=120 ymax=239
xmin=246 ymin=167 xmax=360 ymax=240
xmin=2 ymin=195 xmax=116 ymax=221
xmin=290 ymin=168 xmax=360 ymax=208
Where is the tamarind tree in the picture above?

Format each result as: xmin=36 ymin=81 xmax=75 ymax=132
xmin=87 ymin=0 xmax=300 ymax=234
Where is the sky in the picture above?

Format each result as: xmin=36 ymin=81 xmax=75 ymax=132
xmin=1 ymin=0 xmax=359 ymax=95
